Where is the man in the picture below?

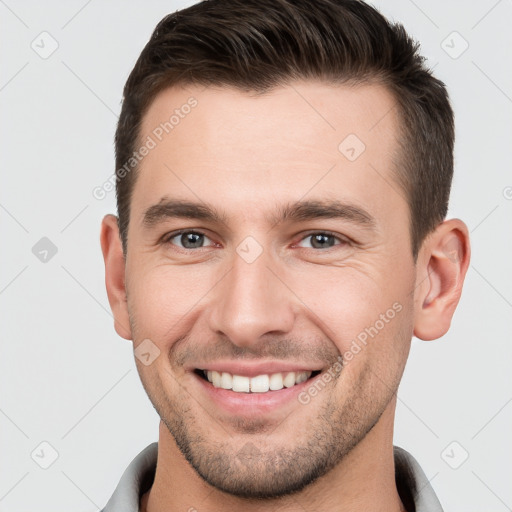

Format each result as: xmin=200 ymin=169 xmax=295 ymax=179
xmin=99 ymin=0 xmax=470 ymax=510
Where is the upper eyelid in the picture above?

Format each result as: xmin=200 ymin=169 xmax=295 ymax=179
xmin=163 ymin=229 xmax=215 ymax=245
xmin=294 ymin=231 xmax=347 ymax=244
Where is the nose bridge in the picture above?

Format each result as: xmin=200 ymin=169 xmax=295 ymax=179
xmin=207 ymin=247 xmax=295 ymax=347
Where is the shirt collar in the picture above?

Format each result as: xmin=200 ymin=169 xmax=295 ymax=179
xmin=394 ymin=446 xmax=444 ymax=512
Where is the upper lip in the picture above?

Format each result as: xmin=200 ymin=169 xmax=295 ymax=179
xmin=190 ymin=361 xmax=325 ymax=378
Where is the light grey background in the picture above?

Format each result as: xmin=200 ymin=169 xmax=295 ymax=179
xmin=1 ymin=0 xmax=511 ymax=510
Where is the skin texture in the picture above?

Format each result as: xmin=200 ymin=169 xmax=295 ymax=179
xmin=100 ymin=81 xmax=470 ymax=512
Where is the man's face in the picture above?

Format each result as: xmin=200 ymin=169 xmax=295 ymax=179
xmin=123 ymin=82 xmax=417 ymax=497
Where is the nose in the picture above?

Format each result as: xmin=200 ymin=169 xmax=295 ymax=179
xmin=207 ymin=248 xmax=295 ymax=349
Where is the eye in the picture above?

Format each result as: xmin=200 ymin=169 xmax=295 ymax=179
xmin=296 ymin=232 xmax=347 ymax=250
xmin=164 ymin=230 xmax=215 ymax=250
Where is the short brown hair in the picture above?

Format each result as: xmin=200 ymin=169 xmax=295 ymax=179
xmin=115 ymin=0 xmax=454 ymax=260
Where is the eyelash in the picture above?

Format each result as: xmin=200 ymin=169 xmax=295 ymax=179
xmin=161 ymin=229 xmax=350 ymax=252
xmin=294 ymin=231 xmax=350 ymax=248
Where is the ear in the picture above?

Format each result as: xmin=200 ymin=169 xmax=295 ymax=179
xmin=413 ymin=218 xmax=471 ymax=341
xmin=100 ymin=214 xmax=132 ymax=340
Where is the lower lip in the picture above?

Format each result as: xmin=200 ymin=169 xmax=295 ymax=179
xmin=192 ymin=371 xmax=322 ymax=416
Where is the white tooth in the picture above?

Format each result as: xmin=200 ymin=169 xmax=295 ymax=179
xmin=269 ymin=373 xmax=284 ymax=391
xmin=207 ymin=370 xmax=314 ymax=392
xmin=220 ymin=372 xmax=233 ymax=390
xmin=250 ymin=374 xmax=270 ymax=393
xmin=232 ymin=375 xmax=250 ymax=392
xmin=283 ymin=372 xmax=296 ymax=388
xmin=212 ymin=370 xmax=222 ymax=388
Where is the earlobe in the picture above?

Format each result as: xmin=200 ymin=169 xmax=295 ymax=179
xmin=413 ymin=219 xmax=471 ymax=341
xmin=100 ymin=214 xmax=132 ymax=340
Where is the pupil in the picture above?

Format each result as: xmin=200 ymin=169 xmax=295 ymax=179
xmin=182 ymin=233 xmax=203 ymax=248
xmin=312 ymin=234 xmax=332 ymax=249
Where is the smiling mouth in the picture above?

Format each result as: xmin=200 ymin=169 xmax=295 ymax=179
xmin=194 ymin=368 xmax=322 ymax=393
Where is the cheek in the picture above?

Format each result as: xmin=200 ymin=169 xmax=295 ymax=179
xmin=289 ymin=263 xmax=410 ymax=351
xmin=342 ymin=297 xmax=414 ymax=395
xmin=126 ymin=263 xmax=215 ymax=340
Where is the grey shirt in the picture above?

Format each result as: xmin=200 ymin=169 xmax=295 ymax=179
xmin=101 ymin=443 xmax=443 ymax=512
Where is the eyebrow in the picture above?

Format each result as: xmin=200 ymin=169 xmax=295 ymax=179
xmin=270 ymin=199 xmax=375 ymax=229
xmin=142 ymin=197 xmax=376 ymax=230
xmin=142 ymin=199 xmax=228 ymax=227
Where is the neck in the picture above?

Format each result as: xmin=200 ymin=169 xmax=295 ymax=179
xmin=141 ymin=400 xmax=405 ymax=512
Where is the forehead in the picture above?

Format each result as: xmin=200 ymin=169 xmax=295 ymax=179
xmin=133 ymin=81 xmax=406 ymax=227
